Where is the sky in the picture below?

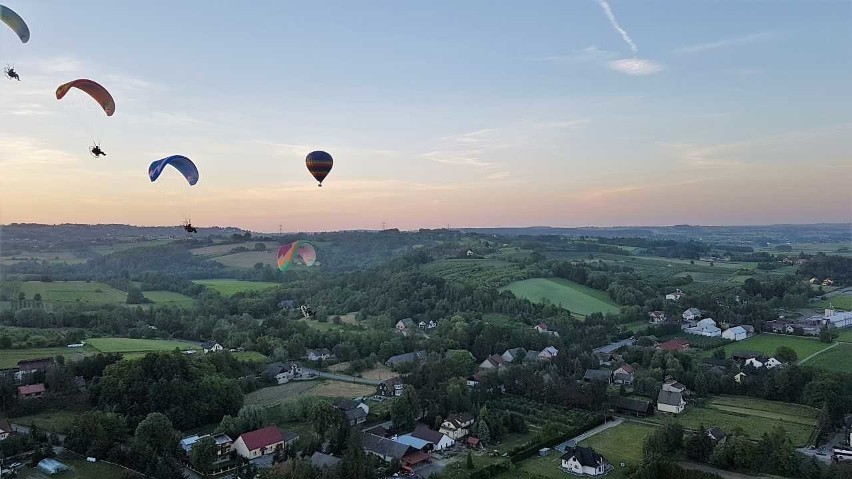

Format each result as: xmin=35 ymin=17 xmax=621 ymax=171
xmin=0 ymin=0 xmax=850 ymax=232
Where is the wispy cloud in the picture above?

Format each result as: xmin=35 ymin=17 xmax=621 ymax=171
xmin=674 ymin=32 xmax=773 ymax=55
xmin=534 ymin=119 xmax=591 ymax=129
xmin=486 ymin=171 xmax=510 ymax=180
xmin=607 ymin=59 xmax=664 ymax=76
xmin=597 ymin=0 xmax=637 ymax=55
xmin=422 ymin=150 xmax=493 ymax=167
xmin=530 ymin=46 xmax=616 ymax=64
xmin=0 ymin=135 xmax=79 ymax=167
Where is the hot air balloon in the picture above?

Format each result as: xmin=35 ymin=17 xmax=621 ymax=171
xmin=306 ymin=151 xmax=333 ymax=187
xmin=277 ymin=241 xmax=317 ymax=271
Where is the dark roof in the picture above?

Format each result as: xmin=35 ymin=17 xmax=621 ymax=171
xmin=201 ymin=340 xmax=218 ymax=349
xmin=387 ymin=351 xmax=426 ymax=366
xmin=0 ymin=418 xmax=11 ymax=432
xmin=658 ymin=338 xmax=690 ymax=351
xmin=616 ymin=364 xmax=634 ymax=374
xmin=561 ymin=446 xmax=605 ymax=468
xmin=657 ymin=390 xmax=684 ymax=407
xmin=445 ymin=413 xmax=474 ymax=427
xmin=707 ymin=427 xmax=726 ymax=441
xmin=403 ymin=450 xmax=430 ymax=466
xmin=334 ymin=399 xmax=361 ymax=411
xmin=613 ymin=397 xmax=652 ymax=413
xmin=362 ymin=433 xmax=413 ymax=460
xmin=380 ymin=376 xmax=403 ymax=388
xmin=344 ymin=408 xmax=367 ymax=422
xmin=310 ymin=452 xmax=342 ymax=469
xmin=365 ymin=424 xmax=390 ymax=437
xmin=583 ymin=369 xmax=611 ymax=382
xmin=239 ymin=426 xmax=286 ymax=451
xmin=411 ymin=426 xmax=445 ymax=444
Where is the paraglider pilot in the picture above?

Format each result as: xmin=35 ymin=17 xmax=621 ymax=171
xmin=183 ymin=222 xmax=198 ymax=234
xmin=4 ymin=66 xmax=20 ymax=81
xmin=90 ymin=144 xmax=106 ymax=157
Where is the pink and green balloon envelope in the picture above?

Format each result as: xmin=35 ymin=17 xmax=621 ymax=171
xmin=277 ymin=241 xmax=317 ymax=271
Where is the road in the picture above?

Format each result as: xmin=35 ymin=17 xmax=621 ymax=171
xmin=679 ymin=461 xmax=788 ymax=479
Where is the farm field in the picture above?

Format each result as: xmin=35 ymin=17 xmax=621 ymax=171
xmin=244 ymin=380 xmax=375 ymax=407
xmin=0 ymin=346 xmax=95 ymax=369
xmin=813 ymin=295 xmax=852 ymax=311
xmin=0 ymin=251 xmax=87 ymax=266
xmin=13 ymin=410 xmax=79 ymax=433
xmin=141 ymin=290 xmax=195 ymax=307
xmin=193 ymin=279 xmax=280 ymax=295
xmin=328 ymin=363 xmax=397 ymax=381
xmin=191 ymin=242 xmax=279 ymax=256
xmin=502 ymin=278 xmax=619 ymax=316
xmin=709 ymin=334 xmax=830 ymax=361
xmin=15 ymin=281 xmax=127 ymax=305
xmin=423 ymin=258 xmax=522 ymax=288
xmin=804 ymin=343 xmax=852 ymax=373
xmin=87 ymin=337 xmax=197 ymax=353
xmin=210 ymin=250 xmax=277 ymax=268
xmin=648 ymin=395 xmax=817 ymax=446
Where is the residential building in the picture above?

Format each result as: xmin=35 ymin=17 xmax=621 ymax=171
xmin=662 ymin=379 xmax=687 ymax=394
xmin=657 ymin=338 xmax=690 ymax=352
xmin=648 ymin=311 xmax=667 ymax=324
xmin=18 ymin=383 xmax=45 ymax=400
xmin=722 ymin=326 xmax=748 ymax=341
xmin=439 ymin=413 xmax=475 ymax=440
xmin=582 ymin=369 xmax=612 ymax=384
xmin=180 ymin=433 xmax=233 ymax=458
xmin=539 ymin=346 xmax=559 ymax=360
xmin=395 ymin=318 xmax=416 ymax=333
xmin=765 ymin=357 xmax=783 ymax=369
xmin=377 ymin=377 xmax=405 ymax=397
xmin=386 ymin=350 xmax=427 ymax=368
xmin=682 ymin=308 xmax=702 ymax=321
xmin=707 ymin=427 xmax=726 ymax=443
xmin=479 ymin=354 xmax=507 ymax=370
xmin=202 ymin=340 xmax=224 ymax=353
xmin=269 ymin=362 xmax=302 ymax=384
xmin=666 ymin=289 xmax=684 ymax=301
xmin=657 ymin=390 xmax=686 ymax=414
xmin=15 ymin=358 xmax=54 ymax=382
xmin=361 ymin=433 xmax=415 ymax=463
xmin=410 ymin=426 xmax=455 ymax=451
xmin=0 ymin=418 xmax=12 ymax=441
xmin=734 ymin=372 xmax=747 ymax=383
xmin=233 ymin=426 xmax=298 ymax=459
xmin=612 ymin=397 xmax=653 ymax=417
xmin=612 ymin=364 xmax=635 ymax=385
xmin=745 ymin=357 xmax=764 ymax=368
xmin=685 ymin=318 xmax=721 ymax=337
xmin=310 ymin=452 xmax=342 ymax=469
xmin=501 ymin=348 xmax=527 ymax=363
xmin=466 ymin=371 xmax=488 ymax=388
xmin=533 ymin=323 xmax=559 ymax=337
xmin=560 ymin=445 xmax=612 ymax=476
xmin=306 ymin=349 xmax=332 ymax=361
xmin=335 ymin=399 xmax=370 ymax=426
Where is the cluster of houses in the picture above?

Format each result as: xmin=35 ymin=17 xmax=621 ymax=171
xmin=395 ymin=318 xmax=437 ymax=336
xmin=0 ymin=357 xmax=84 ymax=402
xmin=649 ymin=307 xmax=756 ymax=341
xmin=179 ymin=425 xmax=300 ymax=471
xmin=765 ymin=308 xmax=852 ymax=337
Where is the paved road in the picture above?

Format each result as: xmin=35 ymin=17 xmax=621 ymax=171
xmin=569 ymin=418 xmax=624 ymax=443
xmin=679 ymin=461 xmax=787 ymax=479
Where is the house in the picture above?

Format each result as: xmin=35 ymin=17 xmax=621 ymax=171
xmin=666 ymin=289 xmax=684 ymax=301
xmin=392 ymin=434 xmax=432 ymax=452
xmin=822 ymin=279 xmax=834 ymax=286
xmin=685 ymin=318 xmax=721 ymax=337
xmin=365 ymin=424 xmax=391 ymax=438
xmin=658 ymin=338 xmax=690 ymax=352
xmin=15 ymin=358 xmax=54 ymax=381
xmin=479 ymin=354 xmax=507 ymax=370
xmin=37 ymin=458 xmax=69 ymax=475
xmin=648 ymin=311 xmax=667 ymax=324
xmin=682 ymin=308 xmax=702 ymax=321
xmin=583 ymin=369 xmax=612 ymax=384
xmin=662 ymin=379 xmax=687 ymax=394
xmin=361 ymin=433 xmax=415 ymax=463
xmin=501 ymin=348 xmax=527 ymax=363
xmin=202 ymin=340 xmax=224 ymax=353
xmin=533 ymin=323 xmax=559 ymax=337
xmin=18 ymin=383 xmax=45 ymax=400
xmin=377 ymin=377 xmax=405 ymax=397
xmin=593 ymin=338 xmax=636 ymax=355
xmin=707 ymin=427 xmax=726 ymax=443
xmin=395 ymin=318 xmax=416 ymax=332
xmin=539 ymin=346 xmax=559 ymax=360
xmin=426 ymin=320 xmax=437 ymax=329
xmin=310 ymin=451 xmax=342 ymax=469
xmin=466 ymin=371 xmax=488 ymax=387
xmin=269 ymin=362 xmax=302 ymax=384
xmin=612 ymin=364 xmax=635 ymax=385
xmin=180 ymin=433 xmax=233 ymax=458
xmin=306 ymin=349 xmax=332 ymax=361
xmin=657 ymin=390 xmax=686 ymax=414
xmin=0 ymin=418 xmax=12 ymax=441
xmin=335 ymin=399 xmax=369 ymax=426
xmin=560 ymin=445 xmax=612 ymax=476
xmin=745 ymin=357 xmax=764 ymax=368
xmin=233 ymin=426 xmax=298 ymax=459
xmin=612 ymin=397 xmax=653 ymax=417
xmin=722 ymin=326 xmax=748 ymax=341
xmin=439 ymin=413 xmax=475 ymax=440
xmin=410 ymin=426 xmax=455 ymax=451
xmin=734 ymin=372 xmax=747 ymax=383
xmin=765 ymin=357 xmax=783 ymax=369
xmin=386 ymin=351 xmax=426 ymax=368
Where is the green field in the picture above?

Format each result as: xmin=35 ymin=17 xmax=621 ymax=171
xmin=191 ymin=242 xmax=280 ymax=256
xmin=17 ymin=456 xmax=139 ymax=479
xmin=813 ymin=295 xmax=852 ymax=311
xmin=0 ymin=251 xmax=87 ymax=266
xmin=502 ymin=278 xmax=619 ymax=316
xmin=141 ymin=290 xmax=195 ymax=307
xmin=87 ymin=337 xmax=197 ymax=353
xmin=193 ymin=279 xmax=280 ymax=295
xmin=0 ymin=347 xmax=95 ymax=369
xmin=710 ymin=334 xmax=830 ymax=362
xmin=13 ymin=410 xmax=79 ymax=433
xmin=15 ymin=281 xmax=127 ymax=305
xmin=649 ymin=395 xmax=817 ymax=446
xmin=805 ymin=343 xmax=852 ymax=373
xmin=211 ymin=250 xmax=278 ymax=269
xmin=423 ymin=258 xmax=522 ymax=288
xmin=837 ymin=329 xmax=852 ymax=343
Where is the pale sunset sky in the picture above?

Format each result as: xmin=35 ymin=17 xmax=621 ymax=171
xmin=0 ymin=1 xmax=849 ymax=232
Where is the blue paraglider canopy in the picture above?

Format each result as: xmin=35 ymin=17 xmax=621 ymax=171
xmin=148 ymin=155 xmax=199 ymax=185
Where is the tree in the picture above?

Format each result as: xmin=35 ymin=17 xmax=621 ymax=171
xmin=132 ymin=413 xmax=179 ymax=459
xmin=126 ymin=286 xmax=145 ymax=304
xmin=819 ymin=328 xmax=836 ymax=343
xmin=189 ymin=435 xmax=217 ymax=474
xmin=685 ymin=424 xmax=713 ymax=463
xmin=466 ymin=452 xmax=474 ymax=469
xmin=215 ymin=415 xmax=238 ymax=438
xmin=476 ymin=419 xmax=491 ymax=445
xmin=310 ymin=402 xmax=340 ymax=440
xmin=774 ymin=346 xmax=797 ymax=363
xmin=711 ymin=349 xmax=725 ymax=360
xmin=65 ymin=411 xmax=127 ymax=458
xmin=237 ymin=405 xmax=267 ymax=434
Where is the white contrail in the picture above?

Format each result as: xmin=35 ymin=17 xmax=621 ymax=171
xmin=597 ymin=0 xmax=638 ymax=56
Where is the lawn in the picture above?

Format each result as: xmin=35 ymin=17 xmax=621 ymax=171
xmin=16 ymin=281 xmax=127 ymax=305
xmin=141 ymin=290 xmax=195 ymax=307
xmin=837 ymin=329 xmax=852 ymax=343
xmin=244 ymin=380 xmax=376 ymax=407
xmin=193 ymin=279 xmax=280 ymax=295
xmin=87 ymin=337 xmax=197 ymax=353
xmin=502 ymin=278 xmax=619 ymax=316
xmin=210 ymin=250 xmax=278 ymax=269
xmin=0 ymin=347 xmax=95 ymax=369
xmin=804 ymin=343 xmax=852 ymax=373
xmin=710 ymin=334 xmax=830 ymax=362
xmin=13 ymin=410 xmax=79 ymax=433
xmin=648 ymin=395 xmax=817 ymax=446
xmin=232 ymin=351 xmax=268 ymax=362
xmin=813 ymin=295 xmax=852 ymax=311
xmin=17 ymin=456 xmax=139 ymax=479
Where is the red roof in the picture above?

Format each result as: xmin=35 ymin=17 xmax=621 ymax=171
xmin=239 ymin=426 xmax=283 ymax=451
xmin=18 ymin=383 xmax=45 ymax=395
xmin=658 ymin=338 xmax=690 ymax=352
xmin=466 ymin=437 xmax=480 ymax=446
xmin=402 ymin=450 xmax=430 ymax=466
xmin=618 ymin=364 xmax=634 ymax=373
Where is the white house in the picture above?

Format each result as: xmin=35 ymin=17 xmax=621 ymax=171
xmin=306 ymin=349 xmax=332 ymax=361
xmin=657 ymin=390 xmax=686 ymax=414
xmin=683 ymin=308 xmax=702 ymax=321
xmin=722 ymin=326 xmax=748 ymax=341
xmin=533 ymin=323 xmax=559 ymax=337
xmin=539 ymin=346 xmax=559 ymax=360
xmin=202 ymin=341 xmax=224 ymax=353
xmin=560 ymin=446 xmax=611 ymax=476
xmin=410 ymin=426 xmax=455 ymax=451
xmin=765 ymin=357 xmax=783 ymax=369
xmin=686 ymin=318 xmax=721 ymax=337
xmin=745 ymin=357 xmax=764 ymax=368
xmin=666 ymin=289 xmax=684 ymax=301
xmin=648 ymin=311 xmax=667 ymax=324
xmin=274 ymin=362 xmax=302 ymax=384
xmin=0 ymin=418 xmax=11 ymax=441
xmin=233 ymin=426 xmax=298 ymax=459
xmin=439 ymin=413 xmax=474 ymax=440
xmin=734 ymin=372 xmax=747 ymax=383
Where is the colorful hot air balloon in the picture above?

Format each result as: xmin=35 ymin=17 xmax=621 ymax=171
xmin=277 ymin=241 xmax=317 ymax=271
xmin=0 ymin=4 xmax=29 ymax=43
xmin=148 ymin=155 xmax=199 ymax=185
xmin=55 ymin=79 xmax=115 ymax=116
xmin=306 ymin=151 xmax=333 ymax=187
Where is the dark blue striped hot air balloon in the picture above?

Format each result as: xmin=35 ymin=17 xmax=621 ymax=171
xmin=306 ymin=151 xmax=333 ymax=187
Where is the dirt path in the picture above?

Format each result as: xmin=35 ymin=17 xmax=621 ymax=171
xmin=679 ymin=461 xmax=788 ymax=479
xmin=798 ymin=342 xmax=839 ymax=365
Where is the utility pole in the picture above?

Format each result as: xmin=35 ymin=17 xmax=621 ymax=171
xmin=381 ymin=221 xmax=387 ymax=231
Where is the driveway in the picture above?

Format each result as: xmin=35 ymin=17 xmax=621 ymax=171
xmin=554 ymin=418 xmax=624 ymax=453
xmin=797 ymin=431 xmax=846 ymax=465
xmin=679 ymin=461 xmax=787 ymax=479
